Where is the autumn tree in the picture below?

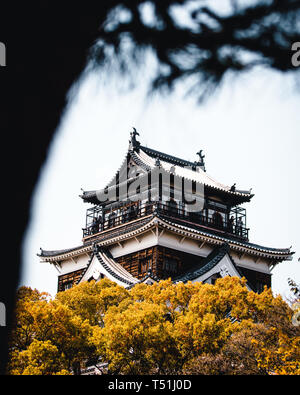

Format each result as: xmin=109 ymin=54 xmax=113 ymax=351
xmin=56 ymin=278 xmax=130 ymax=326
xmin=178 ymin=278 xmax=300 ymax=374
xmin=2 ymin=0 xmax=300 ymax=373
xmin=8 ymin=287 xmax=96 ymax=375
xmin=9 ymin=287 xmax=50 ymax=352
xmin=9 ymin=340 xmax=69 ymax=376
xmin=8 ymin=277 xmax=300 ymax=375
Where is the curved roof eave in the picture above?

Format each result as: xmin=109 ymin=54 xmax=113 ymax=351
xmin=80 ymin=146 xmax=254 ymax=204
xmin=39 ymin=213 xmax=293 ymax=263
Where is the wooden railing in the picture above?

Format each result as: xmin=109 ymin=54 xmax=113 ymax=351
xmin=83 ymin=202 xmax=249 ymax=240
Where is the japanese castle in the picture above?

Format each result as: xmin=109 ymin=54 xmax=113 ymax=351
xmin=39 ymin=129 xmax=293 ymax=293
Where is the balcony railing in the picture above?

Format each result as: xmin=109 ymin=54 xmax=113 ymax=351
xmin=83 ymin=201 xmax=249 ymax=240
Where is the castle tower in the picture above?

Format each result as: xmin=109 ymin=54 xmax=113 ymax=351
xmin=39 ymin=129 xmax=293 ymax=293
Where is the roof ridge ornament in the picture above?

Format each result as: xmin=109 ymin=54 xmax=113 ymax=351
xmin=230 ymin=183 xmax=236 ymax=192
xmin=195 ymin=150 xmax=206 ymax=172
xmin=129 ymin=127 xmax=141 ymax=151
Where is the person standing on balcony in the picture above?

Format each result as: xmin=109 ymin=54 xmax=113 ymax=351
xmin=229 ymin=216 xmax=235 ymax=232
xmin=236 ymin=217 xmax=243 ymax=236
xmin=92 ymin=217 xmax=100 ymax=234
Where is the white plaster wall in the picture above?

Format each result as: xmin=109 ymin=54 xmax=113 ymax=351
xmin=80 ymin=255 xmax=125 ymax=286
xmin=190 ymin=254 xmax=253 ymax=291
xmin=59 ymin=254 xmax=90 ymax=275
xmin=231 ymin=251 xmax=271 ymax=274
xmin=158 ymin=231 xmax=213 ymax=257
xmin=110 ymin=229 xmax=214 ymax=259
xmin=110 ymin=231 xmax=158 ymax=258
xmin=57 ymin=231 xmax=272 ymax=278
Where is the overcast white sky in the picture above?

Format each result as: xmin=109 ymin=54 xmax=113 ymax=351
xmin=21 ymin=61 xmax=300 ymax=300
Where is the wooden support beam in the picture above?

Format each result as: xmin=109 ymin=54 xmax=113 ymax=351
xmin=156 ymin=226 xmax=159 ymax=237
xmin=199 ymin=241 xmax=206 ymax=249
xmin=53 ymin=261 xmax=61 ymax=273
xmin=151 ymin=229 xmax=156 ymax=237
xmin=269 ymin=262 xmax=276 ymax=271
xmin=179 ymin=236 xmax=186 ymax=244
xmin=70 ymin=257 xmax=77 ymax=264
xmin=158 ymin=229 xmax=165 ymax=238
xmin=134 ymin=236 xmax=141 ymax=244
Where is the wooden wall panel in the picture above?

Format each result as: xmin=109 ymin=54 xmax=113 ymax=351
xmin=58 ymin=268 xmax=85 ymax=292
xmin=115 ymin=246 xmax=205 ymax=280
xmin=116 ymin=247 xmax=157 ymax=279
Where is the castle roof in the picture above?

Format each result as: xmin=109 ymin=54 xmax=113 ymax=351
xmin=173 ymin=243 xmax=245 ymax=283
xmin=79 ymin=246 xmax=139 ymax=287
xmin=80 ymin=136 xmax=254 ymax=205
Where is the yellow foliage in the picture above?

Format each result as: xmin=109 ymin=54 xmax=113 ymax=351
xmin=8 ymin=277 xmax=300 ymax=375
xmin=9 ymin=339 xmax=69 ymax=375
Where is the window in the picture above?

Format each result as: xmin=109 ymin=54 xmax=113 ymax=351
xmin=256 ymin=282 xmax=265 ymax=294
xmin=178 ymin=201 xmax=185 ymax=215
xmin=210 ymin=273 xmax=221 ymax=285
xmin=63 ymin=281 xmax=73 ymax=291
xmin=138 ymin=258 xmax=152 ymax=274
xmin=163 ymin=258 xmax=178 ymax=274
xmin=108 ymin=212 xmax=116 ymax=228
